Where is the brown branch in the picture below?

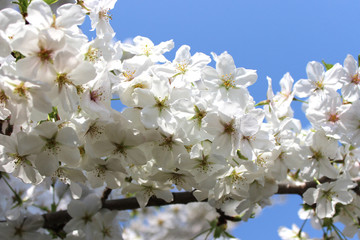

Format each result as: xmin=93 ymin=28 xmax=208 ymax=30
xmin=42 ymin=177 xmax=360 ymax=232
xmin=101 ymin=188 xmax=112 ymax=205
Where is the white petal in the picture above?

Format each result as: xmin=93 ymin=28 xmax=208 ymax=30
xmin=26 ymin=0 xmax=53 ymax=29
xmin=57 ymin=127 xmax=79 ymax=147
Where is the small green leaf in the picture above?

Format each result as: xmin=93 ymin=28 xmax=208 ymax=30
xmin=254 ymin=99 xmax=270 ymax=107
xmin=214 ymin=226 xmax=222 ymax=238
xmin=209 ymin=220 xmax=217 ymax=228
xmin=51 ymin=203 xmax=57 ymax=212
xmin=224 ymin=231 xmax=236 ymax=238
xmin=11 ymin=51 xmax=25 ymax=62
xmin=358 ymin=54 xmax=360 ymax=68
xmin=43 ymin=0 xmax=58 ymax=4
xmin=322 ymin=60 xmax=334 ymax=71
xmin=237 ymin=150 xmax=248 ymax=160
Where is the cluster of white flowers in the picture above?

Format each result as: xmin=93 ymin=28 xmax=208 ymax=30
xmin=0 ymin=0 xmax=359 ymax=239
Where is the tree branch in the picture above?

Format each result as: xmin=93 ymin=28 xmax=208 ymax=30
xmin=42 ymin=177 xmax=360 ymax=232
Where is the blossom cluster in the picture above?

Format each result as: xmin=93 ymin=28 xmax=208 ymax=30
xmin=0 ymin=0 xmax=359 ymax=239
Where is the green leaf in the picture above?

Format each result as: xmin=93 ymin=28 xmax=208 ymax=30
xmin=322 ymin=60 xmax=334 ymax=71
xmin=224 ymin=231 xmax=236 ymax=238
xmin=214 ymin=226 xmax=222 ymax=238
xmin=51 ymin=203 xmax=57 ymax=212
xmin=11 ymin=51 xmax=25 ymax=62
xmin=12 ymin=0 xmax=30 ymax=15
xmin=358 ymin=54 xmax=360 ymax=68
xmin=209 ymin=220 xmax=217 ymax=228
xmin=237 ymin=150 xmax=248 ymax=160
xmin=254 ymin=100 xmax=270 ymax=107
xmin=43 ymin=0 xmax=58 ymax=4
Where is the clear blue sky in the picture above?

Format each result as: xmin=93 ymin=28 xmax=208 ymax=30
xmin=83 ymin=0 xmax=360 ymax=239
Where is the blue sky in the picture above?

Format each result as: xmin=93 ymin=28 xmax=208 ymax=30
xmin=83 ymin=0 xmax=360 ymax=239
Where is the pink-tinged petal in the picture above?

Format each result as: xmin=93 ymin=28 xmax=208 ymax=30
xmin=57 ymin=127 xmax=79 ymax=147
xmin=26 ymin=0 xmax=53 ymax=29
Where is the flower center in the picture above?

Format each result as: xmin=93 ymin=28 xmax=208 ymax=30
xmin=37 ymin=47 xmax=53 ymax=63
xmin=84 ymin=46 xmax=100 ymax=62
xmin=221 ymin=74 xmax=235 ymax=90
xmin=190 ymin=105 xmax=207 ymax=127
xmin=314 ymin=80 xmax=324 ymax=91
xmin=0 ymin=89 xmax=9 ymax=104
xmin=13 ymin=82 xmax=28 ymax=98
xmin=159 ymin=135 xmax=175 ymax=151
xmin=143 ymin=45 xmax=151 ymax=57
xmin=123 ymin=70 xmax=136 ymax=81
xmin=328 ymin=113 xmax=339 ymax=123
xmin=85 ymin=123 xmax=103 ymax=139
xmin=99 ymin=9 xmax=112 ymax=21
xmin=222 ymin=119 xmax=235 ymax=135
xmin=56 ymin=73 xmax=72 ymax=92
xmin=90 ymin=89 xmax=103 ymax=102
xmin=154 ymin=97 xmax=169 ymax=113
xmin=351 ymin=74 xmax=360 ymax=85
xmin=176 ymin=62 xmax=188 ymax=74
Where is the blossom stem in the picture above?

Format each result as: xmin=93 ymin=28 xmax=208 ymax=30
xmin=2 ymin=176 xmax=22 ymax=206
